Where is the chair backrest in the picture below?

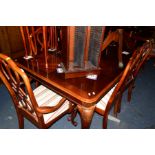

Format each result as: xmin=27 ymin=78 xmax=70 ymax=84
xmin=105 ymin=40 xmax=152 ymax=114
xmin=20 ymin=26 xmax=45 ymax=56
xmin=20 ymin=26 xmax=58 ymax=56
xmin=131 ymin=40 xmax=152 ymax=78
xmin=0 ymin=54 xmax=41 ymax=121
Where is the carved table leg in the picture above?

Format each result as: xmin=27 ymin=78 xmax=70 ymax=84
xmin=77 ymin=105 xmax=95 ymax=129
xmin=68 ymin=106 xmax=78 ymax=126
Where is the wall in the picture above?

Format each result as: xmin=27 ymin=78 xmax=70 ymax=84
xmin=0 ymin=26 xmax=25 ymax=58
xmin=0 ymin=26 xmax=25 ymax=85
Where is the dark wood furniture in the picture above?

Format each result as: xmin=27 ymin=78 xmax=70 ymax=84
xmin=61 ymin=26 xmax=105 ymax=78
xmin=14 ymin=26 xmax=153 ymax=129
xmin=19 ymin=26 xmax=124 ymax=78
xmin=19 ymin=26 xmax=123 ymax=80
xmin=20 ymin=26 xmax=59 ymax=69
xmin=0 ymin=54 xmax=74 ymax=129
xmin=14 ymin=40 xmax=152 ymax=129
xmin=14 ymin=44 xmax=131 ymax=128
xmin=95 ymin=41 xmax=152 ymax=128
xmin=60 ymin=26 xmax=124 ymax=78
xmin=102 ymin=28 xmax=124 ymax=68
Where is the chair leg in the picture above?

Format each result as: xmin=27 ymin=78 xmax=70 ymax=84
xmin=114 ymin=102 xmax=118 ymax=117
xmin=68 ymin=106 xmax=78 ymax=126
xmin=18 ymin=113 xmax=24 ymax=129
xmin=114 ymin=94 xmax=123 ymax=114
xmin=103 ymin=115 xmax=108 ymax=129
xmin=128 ymin=82 xmax=135 ymax=102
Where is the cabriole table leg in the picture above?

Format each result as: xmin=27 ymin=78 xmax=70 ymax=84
xmin=77 ymin=105 xmax=95 ymax=129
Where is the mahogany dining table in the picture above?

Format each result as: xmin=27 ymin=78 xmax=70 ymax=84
xmin=15 ymin=49 xmax=130 ymax=129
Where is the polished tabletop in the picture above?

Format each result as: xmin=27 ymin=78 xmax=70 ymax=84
xmin=15 ymin=49 xmax=130 ymax=107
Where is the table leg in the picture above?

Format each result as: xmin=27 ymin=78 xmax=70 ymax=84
xmin=77 ymin=105 xmax=95 ymax=129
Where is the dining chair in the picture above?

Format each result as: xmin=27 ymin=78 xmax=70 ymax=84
xmin=20 ymin=26 xmax=58 ymax=56
xmin=0 ymin=54 xmax=74 ymax=129
xmin=95 ymin=40 xmax=152 ymax=128
xmin=126 ymin=40 xmax=152 ymax=103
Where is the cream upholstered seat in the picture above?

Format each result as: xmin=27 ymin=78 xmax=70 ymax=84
xmin=31 ymin=85 xmax=70 ymax=124
xmin=96 ymin=85 xmax=117 ymax=111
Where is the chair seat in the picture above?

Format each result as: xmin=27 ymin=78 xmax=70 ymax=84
xmin=96 ymin=85 xmax=117 ymax=111
xmin=32 ymin=85 xmax=70 ymax=124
